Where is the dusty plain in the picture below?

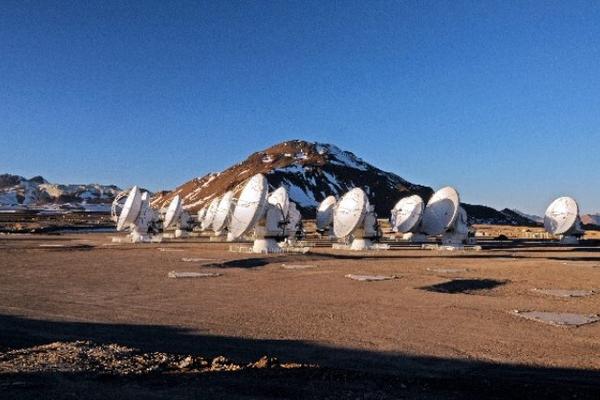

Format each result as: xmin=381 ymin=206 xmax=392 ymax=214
xmin=1 ymin=231 xmax=600 ymax=399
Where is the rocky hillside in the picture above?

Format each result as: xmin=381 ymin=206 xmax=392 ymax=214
xmin=581 ymin=214 xmax=600 ymax=229
xmin=463 ymin=204 xmax=541 ymax=227
xmin=581 ymin=214 xmax=600 ymax=226
xmin=152 ymin=140 xmax=433 ymax=217
xmin=0 ymin=174 xmax=121 ymax=212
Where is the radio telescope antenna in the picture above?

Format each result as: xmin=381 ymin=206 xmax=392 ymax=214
xmin=163 ymin=195 xmax=183 ymax=230
xmin=227 ymin=175 xmax=295 ymax=253
xmin=544 ymin=196 xmax=582 ymax=244
xmin=197 ymin=206 xmax=207 ymax=226
xmin=421 ymin=187 xmax=459 ymax=236
xmin=227 ymin=174 xmax=268 ymax=242
xmin=114 ymin=187 xmax=159 ymax=243
xmin=211 ymin=190 xmax=235 ymax=237
xmin=117 ymin=186 xmax=143 ymax=232
xmin=160 ymin=195 xmax=192 ymax=238
xmin=333 ymin=188 xmax=379 ymax=250
xmin=420 ymin=187 xmax=470 ymax=247
xmin=201 ymin=196 xmax=221 ymax=231
xmin=390 ymin=195 xmax=424 ymax=233
xmin=316 ymin=195 xmax=336 ymax=236
xmin=111 ymin=190 xmax=130 ymax=223
xmin=285 ymin=201 xmax=302 ymax=239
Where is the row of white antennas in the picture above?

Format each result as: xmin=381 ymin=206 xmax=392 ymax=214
xmin=112 ymin=174 xmax=302 ymax=250
xmin=387 ymin=192 xmax=584 ymax=244
xmin=315 ymin=186 xmax=470 ymax=250
xmin=113 ymin=173 xmax=584 ymax=248
xmin=112 ymin=186 xmax=193 ymax=242
xmin=195 ymin=174 xmax=302 ymax=252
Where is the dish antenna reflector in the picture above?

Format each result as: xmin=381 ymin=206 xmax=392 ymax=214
xmin=333 ymin=188 xmax=379 ymax=250
xmin=227 ymin=174 xmax=268 ymax=241
xmin=316 ymin=196 xmax=336 ymax=233
xmin=117 ymin=186 xmax=143 ymax=232
xmin=285 ymin=202 xmax=302 ymax=239
xmin=163 ymin=195 xmax=183 ymax=230
xmin=211 ymin=190 xmax=235 ymax=235
xmin=111 ymin=190 xmax=130 ymax=223
xmin=421 ymin=187 xmax=460 ymax=236
xmin=390 ymin=195 xmax=424 ymax=233
xmin=419 ymin=186 xmax=470 ymax=246
xmin=268 ymin=186 xmax=290 ymax=218
xmin=197 ymin=206 xmax=207 ymax=226
xmin=114 ymin=187 xmax=158 ymax=243
xmin=227 ymin=176 xmax=297 ymax=253
xmin=201 ymin=196 xmax=221 ymax=231
xmin=544 ymin=196 xmax=582 ymax=243
xmin=333 ymin=188 xmax=368 ymax=238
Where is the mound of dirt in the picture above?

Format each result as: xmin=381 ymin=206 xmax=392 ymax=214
xmin=0 ymin=341 xmax=313 ymax=376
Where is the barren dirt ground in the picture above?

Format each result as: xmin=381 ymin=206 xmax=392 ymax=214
xmin=1 ymin=233 xmax=600 ymax=399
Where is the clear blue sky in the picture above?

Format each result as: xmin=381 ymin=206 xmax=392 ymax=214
xmin=1 ymin=1 xmax=599 ymax=214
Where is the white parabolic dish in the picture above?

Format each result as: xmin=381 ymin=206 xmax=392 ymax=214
xmin=316 ymin=195 xmax=337 ymax=230
xmin=212 ymin=190 xmax=235 ymax=232
xmin=117 ymin=186 xmax=142 ymax=231
xmin=197 ymin=207 xmax=207 ymax=223
xmin=544 ymin=196 xmax=579 ymax=235
xmin=201 ymin=196 xmax=221 ymax=230
xmin=163 ymin=195 xmax=183 ymax=229
xmin=421 ymin=187 xmax=460 ymax=236
xmin=268 ymin=187 xmax=290 ymax=217
xmin=333 ymin=188 xmax=368 ymax=238
xmin=392 ymin=195 xmax=424 ymax=233
xmin=228 ymin=174 xmax=268 ymax=240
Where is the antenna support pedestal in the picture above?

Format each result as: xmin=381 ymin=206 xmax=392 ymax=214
xmin=441 ymin=231 xmax=468 ymax=247
xmin=350 ymin=238 xmax=373 ymax=251
xmin=559 ymin=235 xmax=579 ymax=245
xmin=252 ymin=238 xmax=282 ymax=253
xmin=403 ymin=232 xmax=428 ymax=243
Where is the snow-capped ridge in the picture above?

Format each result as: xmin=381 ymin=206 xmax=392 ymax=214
xmin=0 ymin=174 xmax=121 ymax=212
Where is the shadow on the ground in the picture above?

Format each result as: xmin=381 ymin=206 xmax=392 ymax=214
xmin=419 ymin=279 xmax=508 ymax=294
xmin=0 ymin=314 xmax=598 ymax=399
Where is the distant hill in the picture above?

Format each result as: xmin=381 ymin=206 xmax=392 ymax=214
xmin=581 ymin=214 xmax=600 ymax=230
xmin=507 ymin=209 xmax=544 ymax=224
xmin=151 ymin=140 xmax=433 ymax=217
xmin=0 ymin=174 xmax=121 ymax=212
xmin=581 ymin=214 xmax=600 ymax=226
xmin=460 ymin=204 xmax=541 ymax=227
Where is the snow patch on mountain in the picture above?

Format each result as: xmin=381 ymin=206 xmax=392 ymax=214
xmin=0 ymin=174 xmax=121 ymax=212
